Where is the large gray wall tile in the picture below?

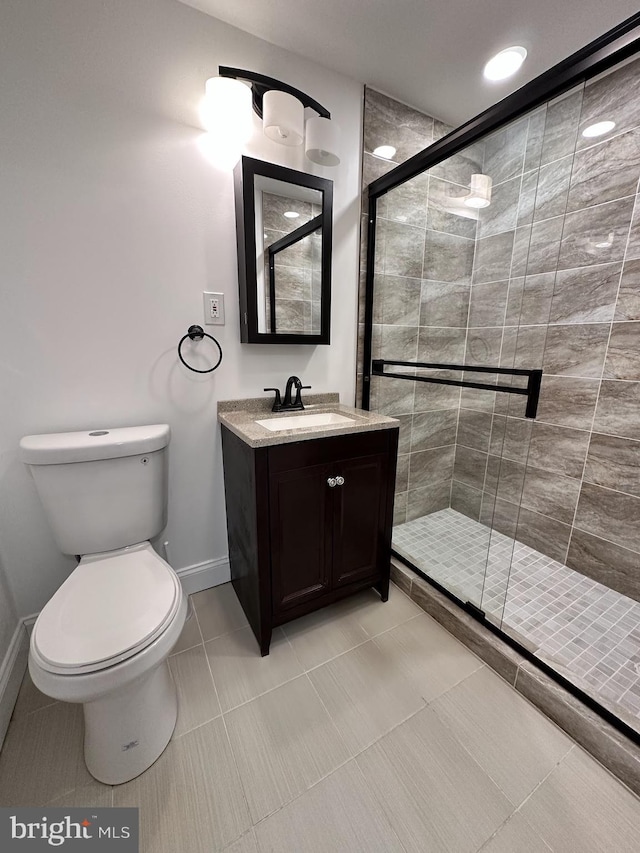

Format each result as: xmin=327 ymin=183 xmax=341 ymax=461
xmin=420 ymin=280 xmax=470 ymax=327
xmin=484 ymin=119 xmax=527 ymax=183
xmin=584 ymin=432 xmax=640 ymax=498
xmin=536 ymin=376 xmax=600 ymax=429
xmin=550 ymin=263 xmax=621 ymax=324
xmin=558 ymin=197 xmax=634 ymax=270
xmin=567 ymin=528 xmax=640 ymax=603
xmin=541 ymin=323 xmax=610 ymax=377
xmin=423 ymin=231 xmax=474 ymax=282
xmin=574 ymin=482 xmax=640 ymax=553
xmin=372 ymin=275 xmax=421 ymax=325
xmin=411 ymin=409 xmax=458 ymax=450
xmin=515 ymin=507 xmax=572 ymax=563
xmin=468 ymin=281 xmax=509 ymax=327
xmin=593 ymin=380 xmax=640 ymax=440
xmin=521 ymin=466 xmax=582 ymax=525
xmin=527 ymin=422 xmax=590 ymax=478
xmin=409 ymin=445 xmax=455 ymax=490
xmin=405 ymin=481 xmax=451 ymax=520
xmin=603 ymin=321 xmax=640 ymax=379
xmin=567 ymin=128 xmax=640 ymax=212
xmin=615 ymin=258 xmax=640 ymax=320
xmin=364 ymin=88 xmax=433 ymax=163
xmin=473 ymin=231 xmax=515 ymax=283
xmin=541 ymin=88 xmax=583 ymax=164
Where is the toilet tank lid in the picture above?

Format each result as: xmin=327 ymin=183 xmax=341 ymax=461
xmin=20 ymin=424 xmax=170 ymax=464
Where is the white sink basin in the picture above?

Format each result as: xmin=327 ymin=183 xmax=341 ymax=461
xmin=256 ymin=412 xmax=355 ymax=432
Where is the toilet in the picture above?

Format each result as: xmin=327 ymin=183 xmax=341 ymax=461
xmin=19 ymin=424 xmax=187 ymax=785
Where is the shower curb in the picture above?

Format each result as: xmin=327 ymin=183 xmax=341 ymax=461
xmin=391 ymin=558 xmax=640 ymax=797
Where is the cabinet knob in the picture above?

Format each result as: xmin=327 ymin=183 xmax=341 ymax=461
xmin=335 ymin=476 xmax=345 ymax=486
xmin=327 ymin=477 xmax=337 ymax=488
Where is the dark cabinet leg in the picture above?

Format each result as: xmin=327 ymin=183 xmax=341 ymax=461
xmin=260 ymin=627 xmax=272 ymax=656
xmin=376 ymin=577 xmax=390 ymax=602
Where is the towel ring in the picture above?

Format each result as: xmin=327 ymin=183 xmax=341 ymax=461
xmin=178 ymin=325 xmax=223 ymax=374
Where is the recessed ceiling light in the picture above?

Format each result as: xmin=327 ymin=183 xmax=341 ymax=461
xmin=373 ymin=145 xmax=396 ymax=159
xmin=582 ymin=120 xmax=616 ymax=138
xmin=483 ymin=46 xmax=527 ymax=82
xmin=283 ymin=211 xmax=300 ymax=219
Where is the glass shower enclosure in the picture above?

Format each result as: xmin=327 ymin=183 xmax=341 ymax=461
xmin=362 ymin=17 xmax=640 ymax=742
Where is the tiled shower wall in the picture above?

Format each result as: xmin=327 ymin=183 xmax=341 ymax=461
xmin=359 ymin=60 xmax=640 ymax=603
xmin=451 ymin=57 xmax=640 ymax=603
xmin=358 ymin=88 xmax=477 ymax=525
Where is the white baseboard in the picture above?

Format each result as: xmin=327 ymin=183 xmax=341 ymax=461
xmin=0 ymin=621 xmax=29 ymax=748
xmin=176 ymin=555 xmax=230 ymax=596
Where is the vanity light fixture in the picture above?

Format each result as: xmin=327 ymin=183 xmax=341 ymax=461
xmin=582 ymin=120 xmax=616 ymax=138
xmin=483 ymin=46 xmax=527 ymax=82
xmin=464 ymin=173 xmax=493 ymax=208
xmin=205 ymin=67 xmax=341 ymax=166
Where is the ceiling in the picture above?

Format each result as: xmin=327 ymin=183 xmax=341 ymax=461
xmin=178 ymin=0 xmax=639 ymax=126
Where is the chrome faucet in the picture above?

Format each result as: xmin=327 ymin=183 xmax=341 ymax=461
xmin=263 ymin=376 xmax=311 ymax=412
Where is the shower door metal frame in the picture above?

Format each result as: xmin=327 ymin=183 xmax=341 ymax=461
xmin=361 ymin=11 xmax=640 ymax=408
xmin=360 ymin=12 xmax=640 ymax=748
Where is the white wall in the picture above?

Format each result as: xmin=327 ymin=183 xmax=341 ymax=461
xmin=0 ymin=0 xmax=363 ymax=618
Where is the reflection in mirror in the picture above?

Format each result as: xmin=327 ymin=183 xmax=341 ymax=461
xmin=258 ymin=180 xmax=323 ymax=335
xmin=234 ymin=157 xmax=332 ymax=344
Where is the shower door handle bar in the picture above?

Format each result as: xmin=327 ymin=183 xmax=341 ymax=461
xmin=371 ymin=360 xmax=542 ymax=419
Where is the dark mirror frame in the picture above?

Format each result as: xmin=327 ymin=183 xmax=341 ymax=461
xmin=234 ymin=156 xmax=333 ymax=344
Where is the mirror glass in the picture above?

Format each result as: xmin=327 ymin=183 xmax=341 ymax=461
xmin=258 ymin=178 xmax=323 ymax=336
xmin=234 ymin=157 xmax=333 ymax=345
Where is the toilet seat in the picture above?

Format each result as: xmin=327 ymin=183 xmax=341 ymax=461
xmin=32 ymin=542 xmax=180 ymax=675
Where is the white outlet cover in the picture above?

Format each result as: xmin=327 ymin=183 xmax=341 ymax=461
xmin=203 ymin=291 xmax=225 ymax=325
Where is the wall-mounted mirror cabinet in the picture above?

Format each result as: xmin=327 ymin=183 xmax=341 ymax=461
xmin=234 ymin=156 xmax=333 ymax=344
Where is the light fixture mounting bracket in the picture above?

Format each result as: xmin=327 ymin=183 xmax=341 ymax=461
xmin=218 ymin=66 xmax=331 ymax=120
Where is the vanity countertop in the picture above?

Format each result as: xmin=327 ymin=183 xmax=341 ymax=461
xmin=217 ymin=393 xmax=399 ymax=448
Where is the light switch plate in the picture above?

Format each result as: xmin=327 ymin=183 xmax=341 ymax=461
xmin=203 ymin=291 xmax=225 ymax=325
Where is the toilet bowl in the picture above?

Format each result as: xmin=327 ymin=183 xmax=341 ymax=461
xmin=20 ymin=424 xmax=186 ymax=784
xmin=29 ymin=543 xmax=187 ymax=784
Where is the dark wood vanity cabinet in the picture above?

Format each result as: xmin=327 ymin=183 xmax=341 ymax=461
xmin=221 ymin=426 xmax=399 ymax=655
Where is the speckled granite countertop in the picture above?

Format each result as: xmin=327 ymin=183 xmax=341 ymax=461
xmin=217 ymin=393 xmax=399 ymax=448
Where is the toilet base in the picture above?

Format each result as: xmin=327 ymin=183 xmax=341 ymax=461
xmin=83 ymin=660 xmax=177 ymax=785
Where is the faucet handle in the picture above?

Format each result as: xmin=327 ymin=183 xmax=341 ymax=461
xmin=263 ymin=388 xmax=282 ymax=412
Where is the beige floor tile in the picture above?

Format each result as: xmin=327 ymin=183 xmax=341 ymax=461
xmin=11 ymin=668 xmax=58 ymax=718
xmin=431 ymin=666 xmax=573 ymax=805
xmin=346 ymin=585 xmax=423 ymax=637
xmin=0 ymin=702 xmax=91 ymax=806
xmin=308 ymin=640 xmax=425 ymax=753
xmin=170 ymin=607 xmax=202 ymax=655
xmin=372 ymin=612 xmax=484 ymax=702
xmin=193 ymin=582 xmax=248 ymax=642
xmin=114 ymin=716 xmax=250 ymax=853
xmin=357 ymin=707 xmax=513 ymax=853
xmin=223 ymin=829 xmax=258 ymax=853
xmin=224 ymin=675 xmax=352 ymax=823
xmin=519 ymin=747 xmax=640 ymax=852
xmin=282 ymin=599 xmax=370 ymax=670
xmin=254 ymin=761 xmax=405 ymax=853
xmin=206 ymin=627 xmax=303 ymax=712
xmin=47 ymin=779 xmax=113 ymax=808
xmin=169 ymin=644 xmax=221 ymax=738
xmin=480 ymin=813 xmax=552 ymax=853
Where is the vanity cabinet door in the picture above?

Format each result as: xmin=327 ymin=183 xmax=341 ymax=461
xmin=269 ymin=461 xmax=332 ymax=614
xmin=331 ymin=452 xmax=388 ymax=588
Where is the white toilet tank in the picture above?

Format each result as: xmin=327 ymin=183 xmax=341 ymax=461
xmin=20 ymin=425 xmax=170 ymax=556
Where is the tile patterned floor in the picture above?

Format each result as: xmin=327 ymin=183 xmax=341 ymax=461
xmin=393 ymin=508 xmax=640 ymax=731
xmin=1 ymin=582 xmax=640 ymax=851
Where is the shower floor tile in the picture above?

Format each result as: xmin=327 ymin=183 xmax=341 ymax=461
xmin=393 ymin=508 xmax=640 ymax=731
